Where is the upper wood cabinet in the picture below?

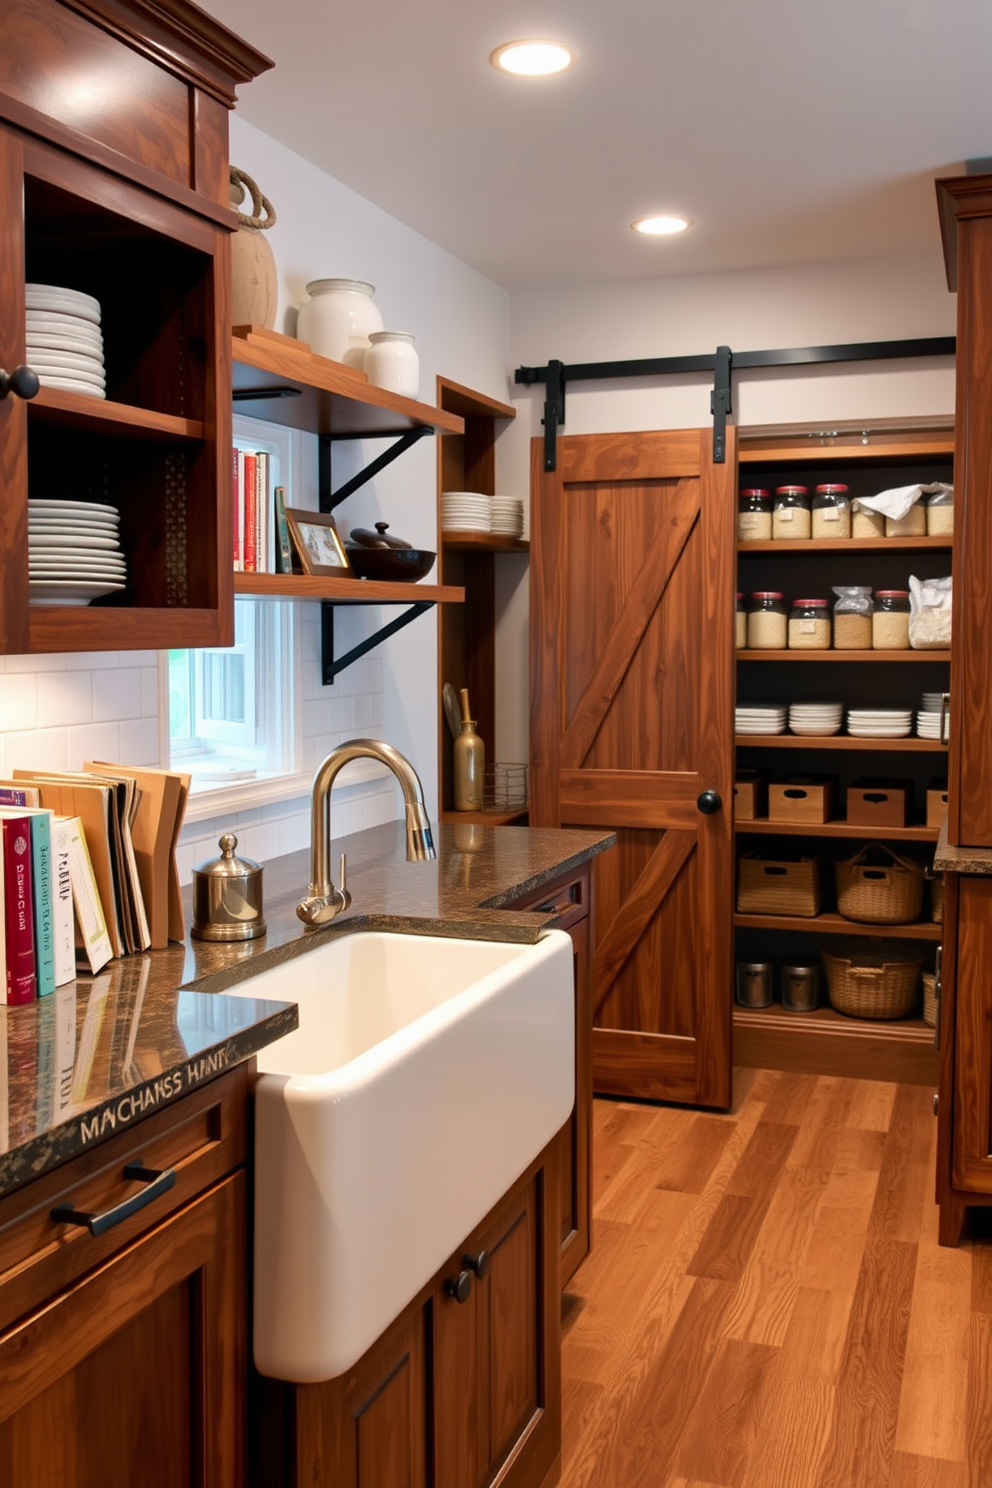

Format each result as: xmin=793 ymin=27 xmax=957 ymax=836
xmin=0 ymin=0 xmax=271 ymax=654
xmin=936 ymin=172 xmax=992 ymax=846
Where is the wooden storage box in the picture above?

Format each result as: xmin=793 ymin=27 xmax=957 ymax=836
xmin=737 ymin=852 xmax=825 ymax=918
xmin=734 ymin=770 xmax=767 ymax=821
xmin=846 ymin=778 xmax=913 ymax=828
xmin=767 ymin=776 xmax=835 ymax=825
xmin=927 ymin=781 xmax=949 ymax=830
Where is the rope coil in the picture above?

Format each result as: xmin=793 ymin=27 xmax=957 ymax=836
xmin=230 ymin=167 xmax=276 ymax=231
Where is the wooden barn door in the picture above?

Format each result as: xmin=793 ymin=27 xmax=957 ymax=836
xmin=530 ymin=428 xmax=736 ymax=1108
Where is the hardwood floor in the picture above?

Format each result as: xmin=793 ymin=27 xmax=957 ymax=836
xmin=560 ymin=1070 xmax=989 ymax=1488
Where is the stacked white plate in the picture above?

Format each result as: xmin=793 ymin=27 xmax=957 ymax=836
xmin=442 ymin=491 xmax=491 ymax=532
xmin=788 ymin=701 xmax=844 ymax=737
xmin=491 ymin=495 xmax=524 ymax=538
xmin=736 ymin=704 xmax=787 ymax=735
xmin=921 ymin=692 xmax=945 ymax=713
xmin=846 ymin=708 xmax=914 ymax=738
xmin=25 ymin=283 xmax=106 ymax=399
xmin=28 ymin=499 xmax=126 ymax=605
xmin=917 ymin=711 xmax=947 ymax=739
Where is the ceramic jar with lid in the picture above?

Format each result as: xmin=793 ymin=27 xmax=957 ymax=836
xmin=296 ymin=278 xmax=384 ymax=368
xmin=738 ymin=488 xmax=772 ymax=541
xmin=365 ymin=330 xmax=420 ymax=399
xmin=873 ymin=590 xmax=911 ymax=650
xmin=772 ymin=486 xmax=811 ymax=540
xmin=812 ymin=483 xmax=851 ymax=539
xmin=747 ymin=592 xmax=787 ymax=649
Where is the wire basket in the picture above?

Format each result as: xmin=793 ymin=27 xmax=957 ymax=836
xmin=482 ymin=763 xmax=528 ymax=813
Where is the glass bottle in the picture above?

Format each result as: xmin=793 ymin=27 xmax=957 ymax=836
xmin=454 ymin=719 xmax=485 ymax=810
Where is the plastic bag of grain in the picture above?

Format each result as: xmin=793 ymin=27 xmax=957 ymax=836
xmin=832 ymin=586 xmax=873 ymax=650
xmin=908 ymin=574 xmax=952 ymax=650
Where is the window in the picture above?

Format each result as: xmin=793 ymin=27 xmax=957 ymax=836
xmin=163 ymin=416 xmax=304 ymax=809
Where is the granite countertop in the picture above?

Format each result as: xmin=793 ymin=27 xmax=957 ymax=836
xmin=0 ymin=821 xmax=613 ymax=1198
xmin=933 ymin=821 xmax=992 ymax=875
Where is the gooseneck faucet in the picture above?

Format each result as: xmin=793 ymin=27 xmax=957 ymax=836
xmin=297 ymin=739 xmax=436 ymax=926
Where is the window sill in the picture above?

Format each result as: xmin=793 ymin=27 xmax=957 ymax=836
xmin=182 ymin=758 xmax=392 ymax=823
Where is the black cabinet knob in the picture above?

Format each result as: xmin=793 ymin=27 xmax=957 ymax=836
xmin=0 ymin=365 xmax=40 ymax=401
xmin=444 ymin=1270 xmax=473 ymax=1304
xmin=463 ymin=1250 xmax=490 ymax=1280
xmin=697 ymin=790 xmax=722 ymax=815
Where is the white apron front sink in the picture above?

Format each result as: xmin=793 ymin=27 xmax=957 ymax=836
xmin=225 ymin=927 xmax=574 ymax=1383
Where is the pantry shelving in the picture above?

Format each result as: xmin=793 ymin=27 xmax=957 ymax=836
xmin=736 ymin=735 xmax=948 ymax=751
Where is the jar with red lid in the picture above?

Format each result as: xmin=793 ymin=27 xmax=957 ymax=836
xmin=772 ymin=486 xmax=811 ymax=540
xmin=738 ymin=488 xmax=772 ymax=542
xmin=873 ymin=590 xmax=911 ymax=650
xmin=788 ymin=598 xmax=832 ymax=650
xmin=812 ymin=483 xmax=851 ymax=540
xmin=747 ymin=592 xmax=787 ymax=650
xmin=736 ymin=592 xmax=747 ymax=649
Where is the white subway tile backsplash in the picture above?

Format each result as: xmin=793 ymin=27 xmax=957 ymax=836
xmin=0 ymin=673 xmax=38 ymax=732
xmin=66 ymin=651 xmax=120 ymax=671
xmin=37 ymin=671 xmax=92 ymax=728
xmin=141 ymin=668 xmax=160 ymax=717
xmin=303 ymin=698 xmax=329 ymax=738
xmin=279 ymin=812 xmax=310 ymax=856
xmin=67 ymin=721 xmax=122 ymax=765
xmin=93 ymin=667 xmax=144 ymax=722
xmin=118 ymin=718 xmax=160 ymax=764
xmin=4 ymin=653 xmax=65 ymax=673
xmin=6 ymin=729 xmax=69 ymax=773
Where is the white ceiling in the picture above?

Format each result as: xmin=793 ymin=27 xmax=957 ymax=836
xmin=201 ymin=0 xmax=991 ymax=291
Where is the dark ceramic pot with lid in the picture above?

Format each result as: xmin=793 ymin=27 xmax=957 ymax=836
xmin=345 ymin=522 xmax=436 ymax=582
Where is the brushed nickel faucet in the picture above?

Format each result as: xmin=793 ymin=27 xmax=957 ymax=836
xmin=297 ymin=739 xmax=436 ymax=926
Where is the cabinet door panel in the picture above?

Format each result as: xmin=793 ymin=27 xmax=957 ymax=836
xmin=951 ymin=876 xmax=992 ymax=1193
xmin=0 ymin=1173 xmax=245 ymax=1486
xmin=435 ymin=1254 xmax=485 ymax=1488
xmin=485 ymin=1193 xmax=538 ymax=1471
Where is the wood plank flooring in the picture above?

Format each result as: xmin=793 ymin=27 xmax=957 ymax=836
xmin=560 ymin=1070 xmax=989 ymax=1488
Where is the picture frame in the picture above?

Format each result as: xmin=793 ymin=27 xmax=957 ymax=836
xmin=284 ymin=507 xmax=352 ymax=576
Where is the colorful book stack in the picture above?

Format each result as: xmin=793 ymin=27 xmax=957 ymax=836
xmin=0 ymin=765 xmax=189 ymax=1006
xmin=232 ymin=447 xmax=294 ymax=574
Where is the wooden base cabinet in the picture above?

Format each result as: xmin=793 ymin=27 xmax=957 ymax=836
xmin=257 ymin=1139 xmax=563 ymax=1488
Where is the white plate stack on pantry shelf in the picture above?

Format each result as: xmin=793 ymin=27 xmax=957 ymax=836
xmin=788 ymin=701 xmax=844 ymax=736
xmin=441 ymin=491 xmax=491 ymax=533
xmin=25 ymin=284 xmax=106 ymax=399
xmin=846 ymin=708 xmax=914 ymax=738
xmin=28 ymin=499 xmax=126 ymax=605
xmin=490 ymin=496 xmax=524 ymax=538
xmin=917 ymin=692 xmax=948 ymax=739
xmin=736 ymin=704 xmax=787 ymax=735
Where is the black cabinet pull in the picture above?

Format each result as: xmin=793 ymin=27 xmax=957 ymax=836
xmin=0 ymin=365 xmax=40 ymax=401
xmin=51 ymin=1158 xmax=176 ymax=1237
xmin=444 ymin=1270 xmax=473 ymax=1304
xmin=697 ymin=790 xmax=722 ymax=815
xmin=464 ymin=1249 xmax=490 ymax=1280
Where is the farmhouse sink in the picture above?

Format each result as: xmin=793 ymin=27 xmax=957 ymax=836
xmin=225 ymin=927 xmax=575 ymax=1383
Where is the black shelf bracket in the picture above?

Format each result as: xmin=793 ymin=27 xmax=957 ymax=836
xmin=321 ymin=599 xmax=434 ymax=685
xmin=319 ymin=425 xmax=435 ymax=512
xmin=514 ymin=335 xmax=955 ymax=472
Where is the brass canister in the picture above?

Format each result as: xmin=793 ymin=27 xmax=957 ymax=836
xmin=191 ymin=832 xmax=266 ymax=941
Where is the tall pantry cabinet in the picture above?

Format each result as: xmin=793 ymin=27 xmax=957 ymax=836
xmin=0 ymin=0 xmax=271 ymax=654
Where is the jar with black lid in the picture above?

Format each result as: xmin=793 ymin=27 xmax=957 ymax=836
xmin=812 ymin=483 xmax=851 ymax=539
xmin=738 ymin=488 xmax=772 ymax=541
xmin=772 ymin=485 xmax=811 ymax=540
xmin=747 ymin=592 xmax=787 ymax=650
xmin=873 ymin=590 xmax=911 ymax=650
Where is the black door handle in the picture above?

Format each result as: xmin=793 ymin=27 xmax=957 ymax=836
xmin=51 ymin=1158 xmax=176 ymax=1237
xmin=463 ymin=1249 xmax=490 ymax=1280
xmin=444 ymin=1270 xmax=473 ymax=1304
xmin=697 ymin=790 xmax=722 ymax=815
xmin=0 ymin=365 xmax=40 ymax=401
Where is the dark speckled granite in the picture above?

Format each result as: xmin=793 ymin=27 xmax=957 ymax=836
xmin=0 ymin=822 xmax=612 ymax=1198
xmin=933 ymin=821 xmax=992 ymax=875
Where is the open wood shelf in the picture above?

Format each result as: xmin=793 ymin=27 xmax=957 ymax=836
xmin=29 ymin=388 xmax=206 ymax=441
xmin=738 ymin=649 xmax=951 ymax=662
xmin=738 ymin=536 xmax=953 ymax=554
xmin=440 ymin=808 xmax=528 ymax=826
xmin=441 ymin=532 xmax=529 ymax=553
xmin=735 ymin=734 xmax=948 ymax=751
xmin=732 ymin=1002 xmax=937 ymax=1084
xmin=736 ymin=818 xmax=941 ymax=842
xmin=234 ymin=573 xmax=464 ymax=604
xmin=232 ymin=340 xmax=463 ymax=439
xmin=734 ymin=911 xmax=942 ymax=940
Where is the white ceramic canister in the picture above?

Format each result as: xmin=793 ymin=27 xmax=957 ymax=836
xmin=364 ymin=330 xmax=420 ymax=399
xmin=296 ymin=279 xmax=383 ymax=368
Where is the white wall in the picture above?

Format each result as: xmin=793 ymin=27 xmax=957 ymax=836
xmin=494 ymin=251 xmax=959 ymax=761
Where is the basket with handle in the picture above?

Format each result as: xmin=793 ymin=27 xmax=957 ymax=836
xmin=834 ymin=842 xmax=924 ymax=925
xmin=922 ymin=971 xmax=937 ymax=1028
xmin=925 ymin=867 xmax=944 ymax=924
xmin=824 ymin=939 xmax=924 ymax=1020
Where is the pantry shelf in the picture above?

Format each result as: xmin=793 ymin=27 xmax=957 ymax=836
xmin=736 ymin=819 xmax=941 ymax=842
xmin=738 ymin=536 xmax=953 ymax=554
xmin=735 ymin=735 xmax=948 ymax=751
xmin=737 ymin=650 xmax=952 ymax=662
xmin=732 ymin=1004 xmax=938 ymax=1084
xmin=734 ymin=911 xmax=942 ymax=940
xmin=441 ymin=532 xmax=529 ymax=553
xmin=29 ymin=389 xmax=206 ymax=442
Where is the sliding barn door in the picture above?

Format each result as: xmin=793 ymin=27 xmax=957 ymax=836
xmin=530 ymin=429 xmax=736 ymax=1108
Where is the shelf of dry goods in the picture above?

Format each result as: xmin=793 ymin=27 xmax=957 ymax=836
xmin=737 ymin=650 xmax=951 ymax=662
xmin=738 ymin=536 xmax=953 ymax=554
xmin=736 ymin=819 xmax=941 ymax=842
xmin=734 ymin=911 xmax=942 ymax=940
xmin=735 ymin=735 xmax=947 ymax=751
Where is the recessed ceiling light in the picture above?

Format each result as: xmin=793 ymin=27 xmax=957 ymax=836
xmin=490 ymin=40 xmax=575 ymax=77
xmin=632 ymin=215 xmax=691 ymax=236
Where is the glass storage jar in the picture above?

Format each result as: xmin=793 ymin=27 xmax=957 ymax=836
xmin=812 ymin=483 xmax=851 ymax=540
xmin=788 ymin=598 xmax=832 ymax=649
xmin=926 ymin=487 xmax=954 ymax=536
xmin=736 ymin=592 xmax=747 ymax=649
xmin=738 ymin=489 xmax=772 ymax=541
xmin=832 ymin=587 xmax=873 ymax=650
xmin=872 ymin=590 xmax=911 ymax=650
xmin=852 ymin=504 xmax=886 ymax=539
xmin=772 ymin=486 xmax=811 ymax=540
xmin=747 ymin=592 xmax=788 ymax=650
xmin=886 ymin=502 xmax=927 ymax=538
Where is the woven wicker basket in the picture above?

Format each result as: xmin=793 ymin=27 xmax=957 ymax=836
xmin=824 ymin=939 xmax=924 ymax=1020
xmin=923 ymin=971 xmax=937 ymax=1028
xmin=834 ymin=843 xmax=924 ymax=925
xmin=737 ymin=853 xmax=824 ymax=918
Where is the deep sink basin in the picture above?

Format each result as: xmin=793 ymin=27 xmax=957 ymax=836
xmin=226 ymin=927 xmax=575 ymax=1383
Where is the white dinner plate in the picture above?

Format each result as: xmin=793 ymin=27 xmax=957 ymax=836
xmin=36 ymin=375 xmax=106 ymax=398
xmin=26 ymin=311 xmax=102 ymax=337
xmin=29 ymin=499 xmax=119 ymax=517
xmin=26 ymin=282 xmax=101 ymax=311
xmin=28 ymin=531 xmax=120 ymax=550
xmin=25 ymin=296 xmax=101 ymax=326
xmin=32 ymin=363 xmax=106 ymax=386
xmin=30 ymin=553 xmax=125 ymax=569
xmin=27 ymin=348 xmax=105 ymax=374
xmin=26 ymin=329 xmax=104 ymax=352
xmin=29 ymin=580 xmax=124 ymax=606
